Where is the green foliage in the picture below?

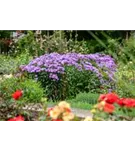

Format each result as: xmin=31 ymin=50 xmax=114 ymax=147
xmin=10 ymin=31 xmax=42 ymax=56
xmin=0 ymin=77 xmax=44 ymax=103
xmin=0 ymin=55 xmax=18 ymax=74
xmin=110 ymin=35 xmax=135 ymax=98
xmin=21 ymin=79 xmax=44 ymax=103
xmin=0 ymin=31 xmax=13 ymax=38
xmin=115 ymin=62 xmax=135 ymax=98
xmin=36 ymin=66 xmax=102 ymax=101
xmin=16 ymin=52 xmax=32 ymax=66
xmin=65 ymin=67 xmax=101 ymax=98
xmin=0 ymin=53 xmax=32 ymax=75
xmin=36 ymin=72 xmax=66 ymax=100
xmin=120 ymin=36 xmax=135 ymax=63
xmin=6 ymin=30 xmax=129 ymax=56
xmin=74 ymin=92 xmax=99 ymax=104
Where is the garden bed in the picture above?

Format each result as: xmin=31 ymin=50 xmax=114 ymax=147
xmin=22 ymin=103 xmax=92 ymax=119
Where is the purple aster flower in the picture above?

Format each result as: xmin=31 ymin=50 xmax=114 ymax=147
xmin=22 ymin=52 xmax=117 ymax=83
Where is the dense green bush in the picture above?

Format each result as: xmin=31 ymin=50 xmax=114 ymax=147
xmin=36 ymin=72 xmax=67 ymax=100
xmin=65 ymin=67 xmax=101 ymax=98
xmin=0 ymin=55 xmax=17 ymax=74
xmin=0 ymin=77 xmax=44 ymax=103
xmin=74 ymin=92 xmax=99 ymax=104
xmin=35 ymin=66 xmax=102 ymax=101
xmin=115 ymin=62 xmax=135 ymax=98
xmin=0 ymin=31 xmax=13 ymax=38
xmin=9 ymin=31 xmax=40 ymax=56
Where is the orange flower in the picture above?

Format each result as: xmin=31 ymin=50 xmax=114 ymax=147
xmin=103 ymin=103 xmax=115 ymax=113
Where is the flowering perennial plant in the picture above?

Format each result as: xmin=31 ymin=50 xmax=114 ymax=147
xmin=21 ymin=53 xmax=116 ymax=84
xmin=20 ymin=53 xmax=116 ymax=100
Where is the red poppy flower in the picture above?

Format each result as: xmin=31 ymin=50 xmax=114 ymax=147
xmin=99 ymin=93 xmax=119 ymax=104
xmin=103 ymin=103 xmax=115 ymax=113
xmin=117 ymin=99 xmax=125 ymax=107
xmin=52 ymin=119 xmax=63 ymax=121
xmin=123 ymin=98 xmax=135 ymax=108
xmin=8 ymin=115 xmax=24 ymax=121
xmin=12 ymin=90 xmax=23 ymax=100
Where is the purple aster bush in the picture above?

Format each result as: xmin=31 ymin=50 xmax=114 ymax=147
xmin=21 ymin=53 xmax=116 ymax=100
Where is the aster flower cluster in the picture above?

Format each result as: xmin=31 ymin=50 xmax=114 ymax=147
xmin=21 ymin=53 xmax=116 ymax=84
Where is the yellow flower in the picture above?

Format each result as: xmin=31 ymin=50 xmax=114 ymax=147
xmin=58 ymin=101 xmax=71 ymax=111
xmin=50 ymin=106 xmax=62 ymax=119
xmin=90 ymin=109 xmax=96 ymax=114
xmin=84 ymin=117 xmax=93 ymax=121
xmin=62 ymin=112 xmax=74 ymax=121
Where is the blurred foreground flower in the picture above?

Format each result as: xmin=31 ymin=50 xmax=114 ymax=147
xmin=84 ymin=117 xmax=93 ymax=121
xmin=48 ymin=101 xmax=74 ymax=121
xmin=8 ymin=115 xmax=24 ymax=121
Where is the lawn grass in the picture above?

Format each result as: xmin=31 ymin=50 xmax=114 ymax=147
xmin=47 ymin=99 xmax=93 ymax=110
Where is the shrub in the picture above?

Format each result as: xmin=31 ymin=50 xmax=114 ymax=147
xmin=0 ymin=53 xmax=31 ymax=75
xmin=9 ymin=31 xmax=39 ymax=56
xmin=0 ymin=55 xmax=18 ymax=75
xmin=75 ymin=92 xmax=99 ymax=104
xmin=65 ymin=67 xmax=101 ymax=98
xmin=105 ymin=35 xmax=135 ymax=98
xmin=0 ymin=77 xmax=44 ymax=103
xmin=21 ymin=53 xmax=116 ymax=100
xmin=115 ymin=62 xmax=135 ymax=98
